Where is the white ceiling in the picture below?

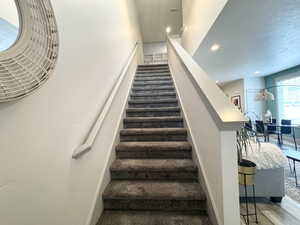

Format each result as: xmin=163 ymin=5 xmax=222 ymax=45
xmin=135 ymin=0 xmax=182 ymax=43
xmin=193 ymin=0 xmax=300 ymax=82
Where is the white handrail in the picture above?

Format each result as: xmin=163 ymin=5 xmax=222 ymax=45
xmin=167 ymin=36 xmax=246 ymax=129
xmin=72 ymin=42 xmax=138 ymax=159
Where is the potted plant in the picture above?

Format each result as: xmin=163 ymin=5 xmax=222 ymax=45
xmin=237 ymin=127 xmax=257 ymax=185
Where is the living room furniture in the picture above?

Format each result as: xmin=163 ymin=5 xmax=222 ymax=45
xmin=255 ymin=120 xmax=267 ymax=142
xmin=240 ymin=172 xmax=258 ymax=224
xmin=281 ymin=119 xmax=297 ymax=150
xmin=239 ymin=142 xmax=287 ymax=202
xmin=266 ymin=119 xmax=281 ymax=144
xmin=284 ymin=150 xmax=300 ymax=187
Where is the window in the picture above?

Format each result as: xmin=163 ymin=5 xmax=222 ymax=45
xmin=276 ymin=76 xmax=300 ymax=124
xmin=0 ymin=18 xmax=18 ymax=51
xmin=0 ymin=0 xmax=19 ymax=51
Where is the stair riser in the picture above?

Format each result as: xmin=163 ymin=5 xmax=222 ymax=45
xmin=137 ymin=67 xmax=169 ymax=71
xmin=134 ymin=81 xmax=173 ymax=85
xmin=136 ymin=73 xmax=171 ymax=77
xmin=120 ymin=135 xmax=187 ymax=142
xmin=137 ymin=70 xmax=170 ymax=74
xmin=124 ymin=121 xmax=183 ymax=128
xmin=126 ymin=111 xmax=180 ymax=117
xmin=138 ymin=64 xmax=168 ymax=67
xmin=128 ymin=102 xmax=178 ymax=108
xmin=116 ymin=150 xmax=192 ymax=159
xmin=134 ymin=77 xmax=171 ymax=82
xmin=135 ymin=76 xmax=171 ymax=81
xmin=111 ymin=171 xmax=198 ymax=181
xmin=130 ymin=95 xmax=176 ymax=100
xmin=132 ymin=90 xmax=175 ymax=95
xmin=136 ymin=68 xmax=170 ymax=74
xmin=132 ymin=86 xmax=174 ymax=90
xmin=133 ymin=84 xmax=174 ymax=89
xmin=138 ymin=66 xmax=169 ymax=69
xmin=103 ymin=199 xmax=206 ymax=212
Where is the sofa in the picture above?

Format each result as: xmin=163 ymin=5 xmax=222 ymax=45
xmin=239 ymin=142 xmax=287 ymax=202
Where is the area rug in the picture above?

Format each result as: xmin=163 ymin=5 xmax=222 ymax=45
xmin=284 ymin=162 xmax=300 ymax=204
xmin=269 ymin=138 xmax=300 ymax=204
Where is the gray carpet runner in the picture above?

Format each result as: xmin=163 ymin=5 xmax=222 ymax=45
xmin=98 ymin=64 xmax=210 ymax=225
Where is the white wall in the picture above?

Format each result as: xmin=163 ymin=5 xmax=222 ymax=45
xmin=181 ymin=0 xmax=227 ymax=55
xmin=220 ymin=78 xmax=266 ymax=120
xmin=0 ymin=1 xmax=142 ymax=225
xmin=168 ymin=37 xmax=242 ymax=225
xmin=244 ymin=77 xmax=266 ymax=120
xmin=220 ymin=79 xmax=245 ymax=112
xmin=143 ymin=41 xmax=167 ymax=55
xmin=0 ymin=0 xmax=19 ymax=26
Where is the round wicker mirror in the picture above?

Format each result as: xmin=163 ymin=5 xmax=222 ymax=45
xmin=0 ymin=0 xmax=59 ymax=102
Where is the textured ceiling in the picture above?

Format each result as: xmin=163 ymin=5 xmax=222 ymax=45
xmin=193 ymin=0 xmax=300 ymax=82
xmin=135 ymin=0 xmax=182 ymax=43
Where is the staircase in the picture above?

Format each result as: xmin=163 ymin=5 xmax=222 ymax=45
xmin=98 ymin=64 xmax=210 ymax=225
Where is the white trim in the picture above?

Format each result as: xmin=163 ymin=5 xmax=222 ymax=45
xmin=170 ymin=65 xmax=222 ymax=225
xmin=72 ymin=43 xmax=138 ymax=159
xmin=167 ymin=36 xmax=245 ymax=130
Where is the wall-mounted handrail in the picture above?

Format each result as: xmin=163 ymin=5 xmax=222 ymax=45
xmin=72 ymin=42 xmax=139 ymax=159
xmin=167 ymin=36 xmax=246 ymax=129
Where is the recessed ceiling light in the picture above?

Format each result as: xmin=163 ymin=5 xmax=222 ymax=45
xmin=210 ymin=44 xmax=220 ymax=51
xmin=166 ymin=26 xmax=171 ymax=33
xmin=254 ymin=71 xmax=261 ymax=74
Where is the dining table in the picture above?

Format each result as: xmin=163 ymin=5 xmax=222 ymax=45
xmin=262 ymin=122 xmax=299 ymax=150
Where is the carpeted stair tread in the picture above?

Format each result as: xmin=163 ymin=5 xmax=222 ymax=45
xmin=120 ymin=128 xmax=187 ymax=136
xmin=110 ymin=159 xmax=198 ymax=180
xmin=123 ymin=116 xmax=183 ymax=128
xmin=103 ymin=181 xmax=205 ymax=200
xmin=120 ymin=128 xmax=187 ymax=142
xmin=130 ymin=92 xmax=176 ymax=100
xmin=124 ymin=116 xmax=183 ymax=123
xmin=132 ymin=86 xmax=174 ymax=91
xmin=111 ymin=159 xmax=197 ymax=171
xmin=128 ymin=99 xmax=178 ymax=108
xmin=116 ymin=141 xmax=192 ymax=159
xmin=116 ymin=141 xmax=191 ymax=151
xmin=98 ymin=211 xmax=210 ymax=225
